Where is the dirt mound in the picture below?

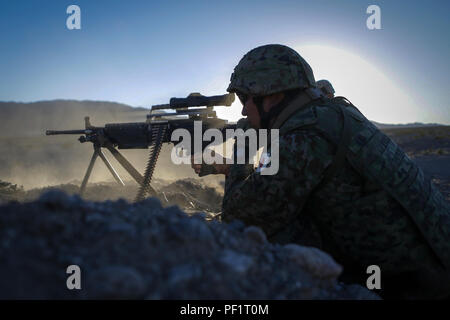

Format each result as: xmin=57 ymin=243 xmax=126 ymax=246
xmin=0 ymin=180 xmax=24 ymax=203
xmin=4 ymin=178 xmax=223 ymax=215
xmin=0 ymin=190 xmax=378 ymax=299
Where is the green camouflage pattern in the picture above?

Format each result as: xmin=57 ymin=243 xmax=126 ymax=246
xmin=227 ymin=44 xmax=316 ymax=96
xmin=222 ymin=97 xmax=450 ymax=297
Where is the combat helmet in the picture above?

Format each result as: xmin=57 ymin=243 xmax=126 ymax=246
xmin=316 ymin=79 xmax=335 ymax=97
xmin=227 ymin=44 xmax=316 ymax=96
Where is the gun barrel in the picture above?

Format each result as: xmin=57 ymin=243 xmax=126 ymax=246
xmin=46 ymin=129 xmax=88 ymax=135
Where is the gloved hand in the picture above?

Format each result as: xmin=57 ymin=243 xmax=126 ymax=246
xmin=191 ymin=118 xmax=249 ymax=177
xmin=191 ymin=154 xmax=230 ymax=177
xmin=236 ymin=117 xmax=250 ymax=130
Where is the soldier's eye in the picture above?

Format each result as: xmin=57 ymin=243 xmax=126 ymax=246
xmin=237 ymin=93 xmax=248 ymax=105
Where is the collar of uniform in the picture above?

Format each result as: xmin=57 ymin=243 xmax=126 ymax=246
xmin=270 ymin=87 xmax=323 ymax=134
xmin=278 ymin=106 xmax=318 ymax=137
xmin=270 ymin=88 xmax=322 ymax=130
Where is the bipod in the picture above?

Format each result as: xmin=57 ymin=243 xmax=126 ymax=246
xmin=79 ymin=142 xmax=157 ymax=198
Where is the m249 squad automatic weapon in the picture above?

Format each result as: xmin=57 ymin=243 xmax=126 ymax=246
xmin=46 ymin=92 xmax=236 ymax=202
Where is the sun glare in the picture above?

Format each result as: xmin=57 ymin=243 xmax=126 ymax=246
xmin=296 ymin=44 xmax=422 ymax=124
xmin=216 ymin=45 xmax=422 ymax=125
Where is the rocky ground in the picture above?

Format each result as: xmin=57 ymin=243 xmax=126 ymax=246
xmin=0 ymin=125 xmax=449 ymax=300
xmin=0 ymin=190 xmax=377 ymax=299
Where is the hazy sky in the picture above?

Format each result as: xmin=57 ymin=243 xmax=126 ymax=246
xmin=0 ymin=0 xmax=449 ymax=124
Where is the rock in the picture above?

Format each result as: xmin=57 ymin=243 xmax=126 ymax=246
xmin=38 ymin=190 xmax=79 ymax=209
xmin=183 ymin=218 xmax=214 ymax=241
xmin=167 ymin=263 xmax=202 ymax=286
xmin=219 ymin=250 xmax=254 ymax=274
xmin=87 ymin=266 xmax=146 ymax=299
xmin=282 ymin=244 xmax=343 ymax=280
xmin=107 ymin=222 xmax=136 ymax=238
xmin=243 ymin=226 xmax=267 ymax=245
xmin=335 ymin=283 xmax=381 ymax=300
xmin=0 ymin=189 xmax=378 ymax=300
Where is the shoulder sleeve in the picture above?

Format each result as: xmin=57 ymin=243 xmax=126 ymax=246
xmin=222 ymin=131 xmax=334 ymax=237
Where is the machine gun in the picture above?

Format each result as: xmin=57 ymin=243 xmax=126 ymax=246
xmin=46 ymin=92 xmax=236 ymax=202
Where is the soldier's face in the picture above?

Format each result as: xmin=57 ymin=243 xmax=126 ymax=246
xmin=238 ymin=92 xmax=285 ymax=128
xmin=240 ymin=95 xmax=261 ymax=128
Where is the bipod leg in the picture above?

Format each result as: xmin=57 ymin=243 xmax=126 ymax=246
xmin=97 ymin=147 xmax=125 ymax=186
xmin=80 ymin=149 xmax=99 ymax=196
xmin=105 ymin=143 xmax=157 ymax=196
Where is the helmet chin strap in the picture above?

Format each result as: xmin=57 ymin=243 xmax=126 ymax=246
xmin=252 ymin=96 xmax=267 ymax=128
xmin=254 ymin=92 xmax=300 ymax=129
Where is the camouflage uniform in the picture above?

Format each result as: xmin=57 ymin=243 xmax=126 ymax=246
xmin=222 ymin=44 xmax=450 ymax=299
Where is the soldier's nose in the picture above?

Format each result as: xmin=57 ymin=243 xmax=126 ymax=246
xmin=242 ymin=105 xmax=247 ymax=116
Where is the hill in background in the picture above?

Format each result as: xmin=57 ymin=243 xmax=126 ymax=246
xmin=0 ymin=100 xmax=201 ymax=188
xmin=371 ymin=120 xmax=444 ymax=130
xmin=0 ymin=100 xmax=150 ymax=137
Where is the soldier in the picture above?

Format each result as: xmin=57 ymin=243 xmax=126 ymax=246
xmin=193 ymin=44 xmax=450 ymax=299
xmin=316 ymin=79 xmax=335 ymax=98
